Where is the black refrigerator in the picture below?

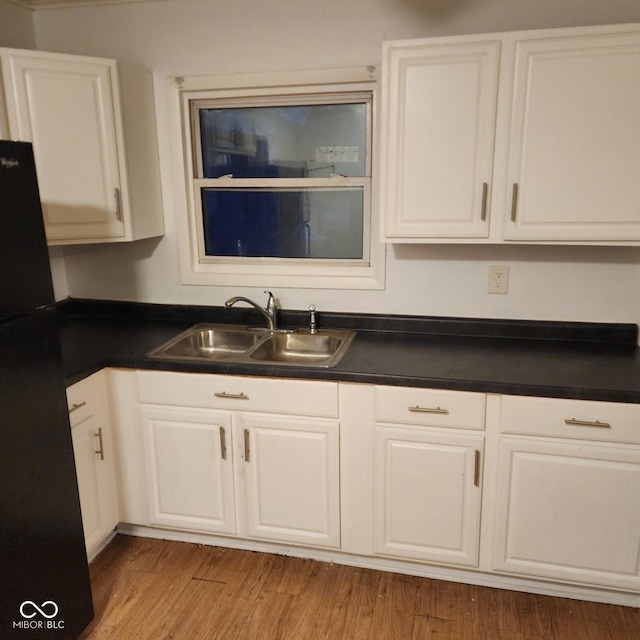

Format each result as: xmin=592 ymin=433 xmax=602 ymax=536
xmin=0 ymin=140 xmax=94 ymax=638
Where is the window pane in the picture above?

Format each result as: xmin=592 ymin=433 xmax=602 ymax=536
xmin=199 ymin=103 xmax=367 ymax=178
xmin=201 ymin=188 xmax=364 ymax=259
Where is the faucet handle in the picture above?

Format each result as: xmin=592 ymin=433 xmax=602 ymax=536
xmin=264 ymin=291 xmax=275 ymax=313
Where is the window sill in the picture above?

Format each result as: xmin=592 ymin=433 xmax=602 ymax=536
xmin=179 ymin=251 xmax=386 ymax=290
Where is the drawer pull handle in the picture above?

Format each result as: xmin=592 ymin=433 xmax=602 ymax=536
xmin=69 ymin=402 xmax=87 ymax=414
xmin=244 ymin=428 xmax=250 ymax=462
xmin=219 ymin=426 xmax=227 ymax=460
xmin=94 ymin=427 xmax=104 ymax=461
xmin=214 ymin=391 xmax=249 ymax=400
xmin=564 ymin=418 xmax=611 ymax=429
xmin=408 ymin=405 xmax=449 ymax=415
xmin=474 ymin=450 xmax=481 ymax=487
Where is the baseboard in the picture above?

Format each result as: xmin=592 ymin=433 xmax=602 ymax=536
xmin=87 ymin=528 xmax=118 ymax=563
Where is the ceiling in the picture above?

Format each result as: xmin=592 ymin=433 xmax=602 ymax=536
xmin=8 ymin=0 xmax=159 ymax=9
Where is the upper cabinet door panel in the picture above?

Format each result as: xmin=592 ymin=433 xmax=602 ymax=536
xmin=381 ymin=40 xmax=500 ymax=239
xmin=2 ymin=53 xmax=125 ymax=241
xmin=505 ymin=32 xmax=640 ymax=241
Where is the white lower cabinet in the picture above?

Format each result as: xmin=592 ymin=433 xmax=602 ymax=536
xmin=374 ymin=426 xmax=483 ymax=566
xmin=241 ymin=414 xmax=340 ymax=547
xmin=493 ymin=437 xmax=640 ymax=591
xmin=373 ymin=386 xmax=486 ymax=568
xmin=136 ymin=371 xmax=340 ymax=549
xmin=141 ymin=407 xmax=236 ymax=535
xmin=493 ymin=395 xmax=640 ymax=592
xmin=68 ymin=370 xmax=119 ymax=558
xmin=108 ymin=369 xmax=640 ymax=604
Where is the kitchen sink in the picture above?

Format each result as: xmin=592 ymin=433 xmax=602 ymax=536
xmin=159 ymin=326 xmax=262 ymax=358
xmin=148 ymin=324 xmax=355 ymax=368
xmin=249 ymin=333 xmax=352 ymax=367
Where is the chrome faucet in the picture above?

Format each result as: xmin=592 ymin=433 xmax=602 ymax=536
xmin=225 ymin=290 xmax=278 ymax=331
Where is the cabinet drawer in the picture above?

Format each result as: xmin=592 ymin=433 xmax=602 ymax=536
xmin=501 ymin=395 xmax=640 ymax=444
xmin=136 ymin=371 xmax=338 ymax=418
xmin=67 ymin=372 xmax=103 ymax=428
xmin=374 ymin=386 xmax=485 ymax=430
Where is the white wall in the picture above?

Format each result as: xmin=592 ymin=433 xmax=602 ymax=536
xmin=0 ymin=1 xmax=35 ymax=48
xmin=31 ymin=0 xmax=640 ymax=325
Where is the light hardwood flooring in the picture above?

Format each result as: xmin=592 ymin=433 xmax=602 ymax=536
xmin=80 ymin=535 xmax=640 ymax=639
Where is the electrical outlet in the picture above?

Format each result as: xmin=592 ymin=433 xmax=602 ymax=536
xmin=488 ymin=265 xmax=509 ymax=294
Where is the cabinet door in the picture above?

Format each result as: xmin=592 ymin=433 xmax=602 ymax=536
xmin=69 ymin=371 xmax=120 ymax=557
xmin=1 ymin=51 xmax=126 ymax=241
xmin=504 ymin=32 xmax=640 ymax=241
xmin=241 ymin=414 xmax=340 ymax=548
xmin=71 ymin=413 xmax=105 ymax=553
xmin=494 ymin=437 xmax=640 ymax=590
xmin=141 ymin=407 xmax=236 ymax=535
xmin=374 ymin=426 xmax=483 ymax=566
xmin=381 ymin=39 xmax=500 ymax=239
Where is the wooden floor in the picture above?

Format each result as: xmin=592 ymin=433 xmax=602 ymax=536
xmin=80 ymin=535 xmax=640 ymax=640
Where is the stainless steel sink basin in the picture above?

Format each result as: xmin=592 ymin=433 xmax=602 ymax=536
xmin=249 ymin=332 xmax=354 ymax=367
xmin=158 ymin=326 xmax=262 ymax=358
xmin=148 ymin=324 xmax=355 ymax=368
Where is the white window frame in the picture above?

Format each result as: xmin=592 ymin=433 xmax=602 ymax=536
xmin=167 ymin=67 xmax=385 ymax=290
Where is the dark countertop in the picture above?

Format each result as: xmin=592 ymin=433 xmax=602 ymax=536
xmin=56 ymin=299 xmax=640 ymax=404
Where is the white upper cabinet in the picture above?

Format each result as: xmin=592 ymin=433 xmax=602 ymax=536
xmin=0 ymin=48 xmax=163 ymax=245
xmin=381 ymin=40 xmax=500 ymax=239
xmin=381 ymin=24 xmax=640 ymax=244
xmin=504 ymin=31 xmax=640 ymax=241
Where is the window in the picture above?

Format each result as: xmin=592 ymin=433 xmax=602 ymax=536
xmin=170 ymin=68 xmax=385 ymax=289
